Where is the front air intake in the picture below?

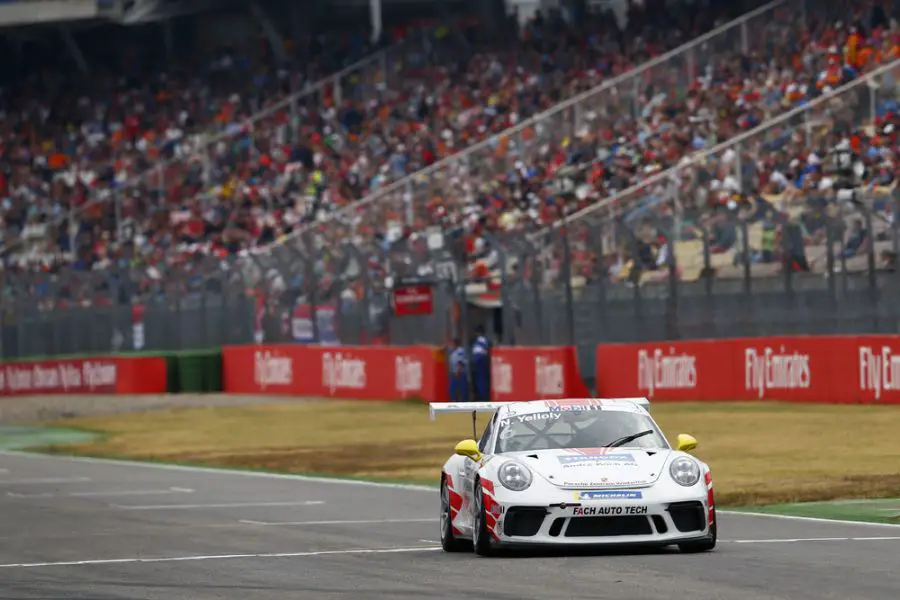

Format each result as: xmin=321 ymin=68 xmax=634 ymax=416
xmin=503 ymin=507 xmax=547 ymax=537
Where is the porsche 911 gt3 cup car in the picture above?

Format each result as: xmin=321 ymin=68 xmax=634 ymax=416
xmin=429 ymin=397 xmax=716 ymax=556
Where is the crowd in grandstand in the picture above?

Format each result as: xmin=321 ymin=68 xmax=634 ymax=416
xmin=300 ymin=0 xmax=900 ymax=293
xmin=2 ymin=0 xmax=761 ymax=271
xmin=1 ymin=0 xmax=900 ymax=306
xmin=483 ymin=0 xmax=900 ymax=288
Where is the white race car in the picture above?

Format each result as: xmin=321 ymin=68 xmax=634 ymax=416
xmin=430 ymin=397 xmax=716 ymax=556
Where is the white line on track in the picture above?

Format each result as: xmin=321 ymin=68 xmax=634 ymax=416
xmin=0 ymin=476 xmax=91 ymax=485
xmin=110 ymin=500 xmax=324 ymax=511
xmin=6 ymin=451 xmax=900 ymax=529
xmin=239 ymin=518 xmax=436 ymax=527
xmin=723 ymin=536 xmax=900 ymax=544
xmin=0 ymin=451 xmax=436 ymax=491
xmin=0 ymin=546 xmax=443 ymax=569
xmin=7 ymin=487 xmax=194 ymax=499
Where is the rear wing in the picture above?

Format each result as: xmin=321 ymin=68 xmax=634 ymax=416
xmin=428 ymin=397 xmax=650 ymax=421
xmin=604 ymin=397 xmax=651 ymax=412
xmin=543 ymin=398 xmax=651 ymax=412
xmin=429 ymin=402 xmax=508 ymax=421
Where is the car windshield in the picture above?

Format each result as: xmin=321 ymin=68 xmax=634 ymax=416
xmin=495 ymin=410 xmax=668 ymax=454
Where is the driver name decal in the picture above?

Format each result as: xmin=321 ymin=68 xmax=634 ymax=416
xmin=505 ymin=412 xmax=560 ymax=424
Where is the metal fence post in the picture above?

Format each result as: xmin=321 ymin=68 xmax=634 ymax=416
xmin=347 ymin=241 xmax=373 ymax=344
xmin=594 ymin=219 xmax=609 ymax=342
xmin=660 ymin=220 xmax=679 ymax=340
xmin=620 ymin=219 xmax=645 ymax=340
xmin=558 ymin=216 xmax=576 ymax=347
xmin=861 ymin=204 xmax=879 ymax=331
xmin=303 ymin=232 xmax=320 ymax=344
xmin=529 ymin=243 xmax=545 ymax=344
xmin=740 ymin=220 xmax=752 ymax=295
xmin=825 ymin=217 xmax=837 ymax=300
xmin=781 ymin=218 xmax=795 ymax=312
xmin=483 ymin=232 xmax=512 ymax=345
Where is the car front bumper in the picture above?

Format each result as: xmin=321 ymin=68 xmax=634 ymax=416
xmin=489 ymin=486 xmax=713 ymax=546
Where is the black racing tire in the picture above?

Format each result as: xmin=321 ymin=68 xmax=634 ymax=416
xmin=440 ymin=478 xmax=467 ymax=552
xmin=472 ymin=480 xmax=495 ymax=557
xmin=678 ymin=510 xmax=717 ymax=553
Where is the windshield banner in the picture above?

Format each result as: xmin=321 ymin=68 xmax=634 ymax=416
xmin=596 ymin=335 xmax=900 ymax=403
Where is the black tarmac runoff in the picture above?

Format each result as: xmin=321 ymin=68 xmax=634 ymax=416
xmin=0 ymin=451 xmax=898 ymax=600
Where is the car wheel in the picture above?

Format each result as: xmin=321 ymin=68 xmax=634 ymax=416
xmin=472 ymin=481 xmax=495 ymax=557
xmin=440 ymin=478 xmax=467 ymax=552
xmin=678 ymin=510 xmax=717 ymax=553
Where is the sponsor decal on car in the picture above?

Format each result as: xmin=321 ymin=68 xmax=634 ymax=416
xmin=572 ymin=505 xmax=648 ymax=516
xmin=576 ymin=490 xmax=643 ymax=500
xmin=545 ymin=399 xmax=604 ymax=412
xmin=562 ymin=480 xmax=610 ymax=487
xmin=558 ymin=453 xmax=637 ymax=467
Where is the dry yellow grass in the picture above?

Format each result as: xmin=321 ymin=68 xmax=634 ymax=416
xmin=44 ymin=400 xmax=900 ymax=506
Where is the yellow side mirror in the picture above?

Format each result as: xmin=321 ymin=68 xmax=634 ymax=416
xmin=454 ymin=439 xmax=481 ymax=461
xmin=675 ymin=434 xmax=698 ymax=453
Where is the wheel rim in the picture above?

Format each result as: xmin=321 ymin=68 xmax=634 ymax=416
xmin=440 ymin=484 xmax=450 ymax=541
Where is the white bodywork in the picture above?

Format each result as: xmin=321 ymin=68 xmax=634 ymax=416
xmin=433 ymin=398 xmax=716 ymax=552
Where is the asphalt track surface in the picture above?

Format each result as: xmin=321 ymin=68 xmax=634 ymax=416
xmin=1 ymin=453 xmax=899 ymax=600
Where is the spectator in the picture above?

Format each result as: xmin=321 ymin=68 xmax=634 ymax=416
xmin=471 ymin=325 xmax=491 ymax=401
xmin=2 ymin=0 xmax=764 ymax=276
xmin=449 ymin=337 xmax=469 ymax=402
xmin=9 ymin=0 xmax=900 ymax=312
xmin=842 ymin=218 xmax=869 ymax=257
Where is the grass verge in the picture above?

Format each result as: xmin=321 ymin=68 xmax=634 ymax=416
xmin=32 ymin=400 xmax=900 ymax=507
xmin=731 ymin=499 xmax=900 ymax=524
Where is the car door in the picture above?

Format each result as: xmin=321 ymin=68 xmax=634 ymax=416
xmin=460 ymin=412 xmax=497 ymax=532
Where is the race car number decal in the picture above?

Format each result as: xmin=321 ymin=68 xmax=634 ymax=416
xmin=572 ymin=505 xmax=648 ymax=516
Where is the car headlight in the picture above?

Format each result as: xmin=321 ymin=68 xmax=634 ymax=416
xmin=497 ymin=460 xmax=533 ymax=491
xmin=669 ymin=457 xmax=701 ymax=487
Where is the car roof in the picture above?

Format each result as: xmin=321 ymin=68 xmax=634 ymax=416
xmin=496 ymin=398 xmax=648 ymax=417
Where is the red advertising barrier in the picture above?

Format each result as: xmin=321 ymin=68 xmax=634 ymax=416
xmin=0 ymin=356 xmax=167 ymax=397
xmin=490 ymin=346 xmax=590 ymax=401
xmin=222 ymin=345 xmax=449 ymax=402
xmin=596 ymin=335 xmax=900 ymax=404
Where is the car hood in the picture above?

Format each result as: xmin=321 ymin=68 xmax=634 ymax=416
xmin=503 ymin=447 xmax=672 ymax=489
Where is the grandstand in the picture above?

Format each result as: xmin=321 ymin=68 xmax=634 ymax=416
xmin=2 ymin=0 xmax=900 ymax=361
